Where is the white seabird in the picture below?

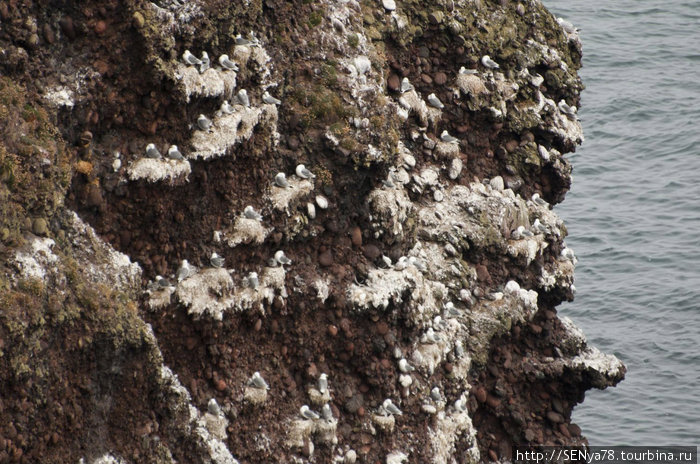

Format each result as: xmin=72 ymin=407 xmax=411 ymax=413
xmin=145 ymin=143 xmax=162 ymax=159
xmin=197 ymin=114 xmax=212 ymax=131
xmin=382 ymin=399 xmax=402 ymax=416
xmin=558 ymin=99 xmax=577 ymax=117
xmin=246 ymin=271 xmax=259 ymax=289
xmin=236 ymin=89 xmax=250 ymax=107
xmin=427 ymin=93 xmax=444 ymax=109
xmin=274 ymin=250 xmax=292 ymax=266
xmin=531 ymin=193 xmax=548 ymax=207
xmin=248 ymin=371 xmax=269 ymax=390
xmin=176 ymin=259 xmax=196 ymax=281
xmin=400 ymin=77 xmax=414 ymax=93
xmin=208 ymin=398 xmax=221 ymax=416
xmin=167 ymin=145 xmax=185 ymax=160
xmin=321 ymin=403 xmax=333 ymax=420
xmin=430 ymin=387 xmax=441 ymax=402
xmin=235 ymin=33 xmax=257 ymax=46
xmin=155 ymin=275 xmax=171 ymax=289
xmin=454 ymin=340 xmax=465 ymax=358
xmin=199 ymin=51 xmax=210 ymax=73
xmin=262 ymin=91 xmax=282 ymax=105
xmin=243 ymin=205 xmax=263 ymax=221
xmin=440 ymin=130 xmax=459 ymax=144
xmin=481 ymin=55 xmax=500 ymax=69
xmin=210 ymin=252 xmax=225 ymax=268
xmin=218 ymin=54 xmax=238 ymax=71
xmin=220 ymin=100 xmax=234 ymax=115
xmin=398 ymin=358 xmax=414 ymax=373
xmin=300 ymin=405 xmax=320 ymax=420
xmin=317 ymin=373 xmax=328 ymax=393
xmin=532 ymin=218 xmax=547 ymax=234
xmin=295 ymin=164 xmax=315 ymax=179
xmin=182 ymin=50 xmax=201 ymax=66
xmin=561 ymin=247 xmax=576 ymax=263
xmin=274 ymin=172 xmax=290 ymax=188
xmin=458 ymin=66 xmax=478 ymax=75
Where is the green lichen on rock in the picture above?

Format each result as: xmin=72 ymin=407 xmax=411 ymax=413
xmin=0 ymin=77 xmax=72 ymax=246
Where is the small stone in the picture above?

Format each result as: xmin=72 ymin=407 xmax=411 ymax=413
xmin=42 ymin=24 xmax=55 ymax=44
xmin=215 ymin=379 xmax=227 ymax=391
xmin=474 ymin=387 xmax=487 ymax=403
xmin=448 ymin=157 xmax=463 ymax=180
xmin=254 ymin=319 xmax=262 ymax=331
xmin=486 ymin=395 xmax=500 ymax=408
xmin=132 ymin=11 xmax=145 ymax=28
xmin=319 ymin=250 xmax=333 ymax=267
xmin=59 ymin=16 xmax=76 ymax=40
xmin=429 ymin=11 xmax=444 ymax=24
xmin=94 ymin=20 xmax=107 ymax=35
xmin=376 ymin=321 xmax=389 ymax=335
xmin=547 ymin=411 xmax=564 ymax=424
xmin=328 ymin=325 xmax=338 ymax=336
xmin=32 ymin=218 xmax=48 ymax=236
xmin=420 ymin=73 xmax=433 ymax=84
xmin=568 ymin=423 xmax=582 ymax=436
xmin=363 ymin=244 xmax=381 ymax=260
xmin=382 ymin=0 xmax=396 ymax=11
xmin=350 ymin=226 xmax=362 ymax=247
xmin=434 ymin=72 xmax=447 ymax=85
xmin=488 ymin=450 xmax=498 ymax=461
xmin=387 ymin=73 xmax=400 ymax=92
xmin=344 ymin=449 xmax=357 ymax=464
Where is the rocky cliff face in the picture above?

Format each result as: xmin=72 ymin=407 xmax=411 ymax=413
xmin=0 ymin=0 xmax=624 ymax=462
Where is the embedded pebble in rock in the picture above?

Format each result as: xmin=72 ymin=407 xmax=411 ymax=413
xmin=382 ymin=0 xmax=396 ymax=11
xmin=319 ymin=250 xmax=333 ymax=267
xmin=350 ymin=226 xmax=362 ymax=247
xmin=448 ymin=157 xmax=463 ymax=180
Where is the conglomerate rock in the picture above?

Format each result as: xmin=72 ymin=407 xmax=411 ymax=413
xmin=0 ymin=0 xmax=623 ymax=462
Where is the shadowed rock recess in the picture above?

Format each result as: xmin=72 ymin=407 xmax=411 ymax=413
xmin=0 ymin=0 xmax=624 ymax=462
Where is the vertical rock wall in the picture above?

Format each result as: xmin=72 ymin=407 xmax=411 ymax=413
xmin=0 ymin=0 xmax=624 ymax=462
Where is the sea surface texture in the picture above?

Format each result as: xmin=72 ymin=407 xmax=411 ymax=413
xmin=544 ymin=0 xmax=700 ymax=444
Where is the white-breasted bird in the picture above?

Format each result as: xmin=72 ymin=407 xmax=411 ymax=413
xmin=182 ymin=50 xmax=201 ymax=66
xmin=558 ymin=99 xmax=577 ymax=117
xmin=197 ymin=114 xmax=212 ymax=131
xmin=167 ymin=145 xmax=185 ymax=160
xmin=400 ymin=77 xmax=414 ymax=93
xmin=199 ymin=51 xmax=210 ymax=73
xmin=398 ymin=358 xmax=414 ymax=373
xmin=531 ymin=193 xmax=548 ymax=207
xmin=481 ymin=55 xmax=500 ymax=69
xmin=218 ymin=54 xmax=238 ymax=71
xmin=146 ymin=143 xmax=162 ymax=159
xmin=210 ymin=252 xmax=225 ymax=268
xmin=295 ymin=164 xmax=315 ymax=179
xmin=262 ymin=91 xmax=281 ymax=105
xmin=430 ymin=387 xmax=441 ymax=402
xmin=236 ymin=89 xmax=250 ymax=107
xmin=318 ymin=373 xmax=328 ymax=393
xmin=220 ymin=100 xmax=234 ymax=115
xmin=207 ymin=398 xmax=221 ymax=416
xmin=155 ymin=275 xmax=171 ymax=289
xmin=243 ymin=205 xmax=262 ymax=221
xmin=321 ymin=403 xmax=333 ymax=420
xmin=176 ymin=259 xmax=196 ymax=281
xmin=274 ymin=172 xmax=290 ymax=188
xmin=382 ymin=398 xmax=402 ymax=416
xmin=427 ymin=93 xmax=444 ymax=109
xmin=300 ymin=405 xmax=320 ymax=420
xmin=274 ymin=250 xmax=292 ymax=266
xmin=440 ymin=130 xmax=459 ymax=144
xmin=248 ymin=371 xmax=269 ymax=390
xmin=246 ymin=271 xmax=259 ymax=289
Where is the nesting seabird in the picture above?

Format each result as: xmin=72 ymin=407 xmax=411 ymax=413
xmin=381 ymin=255 xmax=393 ymax=268
xmin=182 ymin=49 xmax=201 ymax=66
xmin=274 ymin=250 xmax=292 ymax=266
xmin=444 ymin=301 xmax=461 ymax=318
xmin=382 ymin=399 xmax=402 ymax=416
xmin=454 ymin=340 xmax=465 ymax=358
xmin=398 ymin=358 xmax=414 ymax=373
xmin=454 ymin=397 xmax=467 ymax=412
xmin=458 ymin=66 xmax=478 ymax=75
xmin=146 ymin=143 xmax=162 ymax=159
xmin=235 ymin=33 xmax=256 ymax=46
xmin=236 ymin=89 xmax=250 ymax=107
xmin=300 ymin=405 xmax=320 ymax=420
xmin=176 ymin=259 xmax=196 ymax=282
xmin=532 ymin=218 xmax=547 ymax=234
xmin=208 ymin=398 xmax=221 ymax=416
xmin=531 ymin=193 xmax=548 ymax=207
xmin=317 ymin=373 xmax=328 ymax=394
xmin=167 ymin=145 xmax=185 ymax=160
xmin=430 ymin=387 xmax=441 ymax=402
xmin=538 ymin=145 xmax=550 ymax=161
xmin=558 ymin=99 xmax=577 ymax=117
xmin=197 ymin=114 xmax=212 ymax=131
xmin=199 ymin=51 xmax=210 ymax=73
xmin=423 ymin=327 xmax=441 ymax=344
xmin=427 ymin=93 xmax=444 ymax=109
xmin=243 ymin=205 xmax=263 ymax=221
xmin=531 ymin=73 xmax=544 ymax=87
xmin=295 ymin=164 xmax=315 ymax=179
xmin=321 ymin=403 xmax=333 ymax=420
xmin=220 ymin=100 xmax=234 ymax=115
xmin=481 ymin=55 xmax=500 ymax=69
xmin=400 ymin=77 xmax=414 ymax=93
xmin=274 ymin=172 xmax=290 ymax=188
xmin=262 ymin=91 xmax=282 ymax=105
xmin=210 ymin=252 xmax=225 ymax=268
xmin=561 ymin=247 xmax=576 ymax=263
xmin=246 ymin=271 xmax=259 ymax=289
xmin=248 ymin=371 xmax=269 ymax=390
xmin=218 ymin=54 xmax=239 ymax=71
xmin=155 ymin=275 xmax=171 ymax=289
xmin=440 ymin=130 xmax=459 ymax=144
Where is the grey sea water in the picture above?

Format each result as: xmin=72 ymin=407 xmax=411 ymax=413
xmin=543 ymin=0 xmax=700 ymax=444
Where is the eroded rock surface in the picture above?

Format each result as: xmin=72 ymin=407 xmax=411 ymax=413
xmin=0 ymin=0 xmax=623 ymax=462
